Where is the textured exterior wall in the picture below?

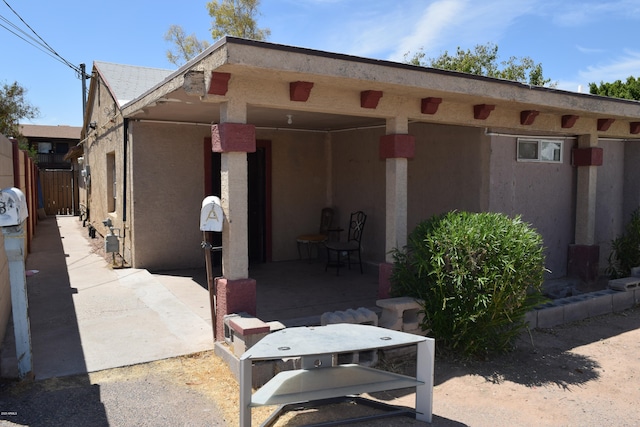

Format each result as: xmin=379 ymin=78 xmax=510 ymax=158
xmin=623 ymin=141 xmax=640 ymax=223
xmin=129 ymin=122 xmax=207 ymax=270
xmin=488 ymin=135 xmax=575 ymax=278
xmin=82 ymin=74 xmax=126 ymax=250
xmin=596 ymin=140 xmax=625 ymax=271
xmin=331 ymin=127 xmax=387 ymax=262
xmin=408 ymin=123 xmax=490 ymax=227
xmin=257 ymin=128 xmax=328 ymax=261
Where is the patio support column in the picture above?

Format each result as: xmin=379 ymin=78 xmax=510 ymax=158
xmin=569 ymin=133 xmax=602 ymax=287
xmin=378 ymin=117 xmax=414 ymax=298
xmin=212 ymin=101 xmax=257 ymax=340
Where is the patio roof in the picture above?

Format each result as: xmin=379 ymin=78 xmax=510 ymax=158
xmin=119 ymin=37 xmax=640 ymax=139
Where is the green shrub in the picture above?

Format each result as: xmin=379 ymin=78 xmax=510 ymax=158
xmin=390 ymin=211 xmax=546 ymax=358
xmin=607 ymin=208 xmax=640 ymax=279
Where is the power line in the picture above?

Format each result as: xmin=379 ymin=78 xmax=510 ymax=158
xmin=1 ymin=0 xmax=86 ymax=78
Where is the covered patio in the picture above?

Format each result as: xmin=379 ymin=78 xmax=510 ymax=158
xmin=154 ymin=258 xmax=382 ymax=327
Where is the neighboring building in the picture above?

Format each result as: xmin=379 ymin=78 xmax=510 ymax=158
xmin=80 ymin=37 xmax=640 ymax=338
xmin=18 ymin=124 xmax=82 ymax=216
xmin=19 ymin=124 xmax=80 ymax=169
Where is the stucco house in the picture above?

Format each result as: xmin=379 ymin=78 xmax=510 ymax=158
xmin=79 ymin=37 xmax=640 ymax=338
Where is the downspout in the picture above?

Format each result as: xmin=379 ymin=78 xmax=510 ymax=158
xmin=123 ymin=118 xmax=128 ymax=222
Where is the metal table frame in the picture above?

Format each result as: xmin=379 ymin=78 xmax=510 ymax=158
xmin=239 ymin=323 xmax=434 ymax=426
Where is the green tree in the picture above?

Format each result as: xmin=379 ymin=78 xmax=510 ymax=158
xmin=589 ymin=76 xmax=640 ymax=100
xmin=0 ymin=81 xmax=39 ymax=138
xmin=405 ymin=42 xmax=554 ymax=87
xmin=164 ymin=25 xmax=211 ymax=66
xmin=165 ymin=0 xmax=270 ymax=66
xmin=207 ymin=0 xmax=270 ymax=41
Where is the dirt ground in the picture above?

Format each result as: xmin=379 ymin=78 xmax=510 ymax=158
xmin=2 ymin=305 xmax=638 ymax=426
xmin=4 ymin=235 xmax=638 ymax=425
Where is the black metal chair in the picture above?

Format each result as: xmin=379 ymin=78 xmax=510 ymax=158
xmin=325 ymin=211 xmax=366 ymax=275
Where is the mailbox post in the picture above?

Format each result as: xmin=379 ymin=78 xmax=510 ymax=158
xmin=200 ymin=196 xmax=224 ymax=341
xmin=0 ymin=187 xmax=33 ymax=379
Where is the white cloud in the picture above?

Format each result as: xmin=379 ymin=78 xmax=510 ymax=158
xmin=576 ymin=45 xmax=605 ymax=55
xmin=550 ymin=0 xmax=640 ymax=26
xmin=386 ymin=0 xmax=538 ymax=62
xmin=578 ymin=50 xmax=640 ymax=84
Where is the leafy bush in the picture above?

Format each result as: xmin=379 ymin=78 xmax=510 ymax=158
xmin=607 ymin=208 xmax=640 ymax=279
xmin=390 ymin=211 xmax=546 ymax=358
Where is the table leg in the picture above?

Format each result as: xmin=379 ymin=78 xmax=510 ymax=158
xmin=415 ymin=339 xmax=434 ymax=423
xmin=239 ymin=356 xmax=252 ymax=426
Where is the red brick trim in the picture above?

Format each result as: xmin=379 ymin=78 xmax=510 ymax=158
xmin=572 ymin=147 xmax=603 ymax=167
xmin=290 ymin=81 xmax=314 ymax=101
xmin=208 ymin=72 xmax=231 ymax=95
xmin=421 ymin=97 xmax=442 ymax=115
xmin=360 ymin=90 xmax=383 ymax=108
xmin=379 ymin=134 xmax=415 ymax=159
xmin=211 ymin=123 xmax=256 ymax=153
xmin=562 ymin=115 xmax=579 ymax=128
xmin=215 ymin=277 xmax=257 ymax=340
xmin=378 ymin=262 xmax=393 ymax=299
xmin=597 ymin=118 xmax=615 ymax=131
xmin=630 ymin=122 xmax=640 ymax=135
xmin=474 ymin=104 xmax=495 ymax=120
xmin=520 ymin=110 xmax=539 ymax=125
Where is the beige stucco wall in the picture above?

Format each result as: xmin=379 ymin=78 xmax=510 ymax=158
xmin=595 ymin=139 xmax=625 ymax=271
xmin=257 ymin=128 xmax=329 ymax=261
xmin=488 ymin=135 xmax=575 ymax=278
xmin=82 ymin=75 xmax=126 ymax=253
xmin=408 ymin=123 xmax=490 ymax=224
xmin=128 ymin=122 xmax=208 ymax=270
xmin=330 ymin=127 xmax=387 ymax=262
xmin=623 ymin=141 xmax=640 ymax=221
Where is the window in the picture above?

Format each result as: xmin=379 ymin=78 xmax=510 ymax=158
xmin=517 ymin=138 xmax=563 ymax=163
xmin=107 ymin=152 xmax=116 ymax=212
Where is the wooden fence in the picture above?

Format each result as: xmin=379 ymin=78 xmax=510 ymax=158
xmin=40 ymin=169 xmax=76 ymax=215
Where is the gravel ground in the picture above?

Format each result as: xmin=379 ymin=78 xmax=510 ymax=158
xmin=1 ymin=306 xmax=639 ymax=426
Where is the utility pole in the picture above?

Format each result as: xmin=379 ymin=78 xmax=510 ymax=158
xmin=80 ymin=63 xmax=87 ymax=126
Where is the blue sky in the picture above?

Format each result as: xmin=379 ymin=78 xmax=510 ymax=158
xmin=1 ymin=0 xmax=639 ymax=128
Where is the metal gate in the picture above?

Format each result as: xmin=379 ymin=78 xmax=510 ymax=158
xmin=40 ymin=169 xmax=75 ymax=215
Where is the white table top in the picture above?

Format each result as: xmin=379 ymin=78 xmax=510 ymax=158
xmin=241 ymin=323 xmax=427 ymax=360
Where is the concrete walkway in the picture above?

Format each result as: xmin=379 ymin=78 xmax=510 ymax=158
xmin=1 ymin=216 xmax=214 ymax=379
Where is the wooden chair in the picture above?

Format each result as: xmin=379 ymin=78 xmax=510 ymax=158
xmin=325 ymin=211 xmax=367 ymax=275
xmin=296 ymin=208 xmax=334 ymax=260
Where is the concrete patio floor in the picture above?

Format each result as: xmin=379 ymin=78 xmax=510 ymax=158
xmin=1 ymin=215 xmax=381 ymax=380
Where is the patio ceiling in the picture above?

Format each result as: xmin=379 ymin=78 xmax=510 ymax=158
xmin=127 ymin=86 xmax=386 ymax=132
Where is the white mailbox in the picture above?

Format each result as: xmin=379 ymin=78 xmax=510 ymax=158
xmin=0 ymin=187 xmax=28 ymax=227
xmin=200 ymin=196 xmax=224 ymax=232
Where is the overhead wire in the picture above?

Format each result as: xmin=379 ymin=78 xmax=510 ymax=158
xmin=0 ymin=0 xmax=87 ymax=78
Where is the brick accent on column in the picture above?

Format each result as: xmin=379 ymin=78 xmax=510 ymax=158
xmin=567 ymin=244 xmax=599 ymax=287
xmin=208 ymin=72 xmax=231 ymax=95
xmin=360 ymin=90 xmax=383 ymax=108
xmin=630 ymin=122 xmax=640 ymax=134
xmin=290 ymin=81 xmax=314 ymax=101
xmin=211 ymin=123 xmax=256 ymax=153
xmin=378 ymin=262 xmax=393 ymax=299
xmin=379 ymin=134 xmax=415 ymax=159
xmin=572 ymin=147 xmax=603 ymax=167
xmin=215 ymin=277 xmax=257 ymax=341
